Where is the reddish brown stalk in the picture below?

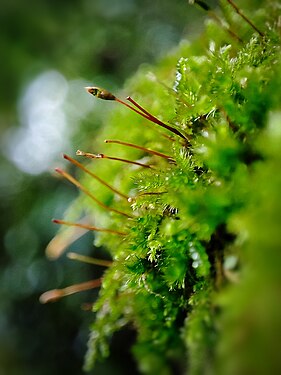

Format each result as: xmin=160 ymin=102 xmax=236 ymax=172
xmin=114 ymin=97 xmax=153 ymax=121
xmin=126 ymin=96 xmax=156 ymax=118
xmin=55 ymin=168 xmax=132 ymax=218
xmin=67 ymin=252 xmax=113 ymax=267
xmin=52 ymin=218 xmax=126 ymax=236
xmin=63 ymin=154 xmax=128 ymax=200
xmin=192 ymin=1 xmax=242 ymax=43
xmin=85 ymin=86 xmax=186 ymax=140
xmin=39 ymin=278 xmax=102 ymax=304
xmin=46 ymin=225 xmax=89 ymax=260
xmin=210 ymin=11 xmax=242 ymax=43
xmin=226 ymin=0 xmax=264 ymax=37
xmin=116 ymin=96 xmax=187 ymax=140
xmin=76 ymin=150 xmax=153 ymax=169
xmin=104 ymin=139 xmax=175 ymax=162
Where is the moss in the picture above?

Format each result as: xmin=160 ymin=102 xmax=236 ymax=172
xmin=51 ymin=1 xmax=281 ymax=374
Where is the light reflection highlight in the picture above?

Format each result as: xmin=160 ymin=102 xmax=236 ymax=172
xmin=5 ymin=70 xmax=69 ymax=175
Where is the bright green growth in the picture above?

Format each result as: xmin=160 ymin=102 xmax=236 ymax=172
xmin=56 ymin=1 xmax=281 ymax=374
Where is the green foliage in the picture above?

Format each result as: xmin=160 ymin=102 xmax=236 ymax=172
xmin=56 ymin=1 xmax=281 ymax=374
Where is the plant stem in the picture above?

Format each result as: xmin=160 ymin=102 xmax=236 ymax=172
xmin=85 ymin=86 xmax=187 ymax=140
xmin=104 ymin=139 xmax=175 ymax=161
xmin=64 ymin=154 xmax=129 ymax=200
xmin=226 ymin=0 xmax=264 ymax=37
xmin=52 ymin=218 xmax=126 ymax=236
xmin=39 ymin=278 xmax=102 ymax=303
xmin=67 ymin=252 xmax=113 ymax=267
xmin=76 ymin=150 xmax=153 ymax=169
xmin=115 ymin=96 xmax=187 ymax=139
xmin=55 ymin=168 xmax=132 ymax=218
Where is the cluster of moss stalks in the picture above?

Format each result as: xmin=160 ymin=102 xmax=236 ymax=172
xmin=46 ymin=1 xmax=281 ymax=374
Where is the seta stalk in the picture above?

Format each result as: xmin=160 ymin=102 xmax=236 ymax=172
xmin=39 ymin=278 xmax=102 ymax=304
xmin=52 ymin=218 xmax=126 ymax=236
xmin=76 ymin=150 xmax=153 ymax=169
xmin=85 ymin=86 xmax=187 ymax=140
xmin=55 ymin=168 xmax=132 ymax=218
xmin=104 ymin=139 xmax=175 ymax=162
xmin=63 ymin=154 xmax=129 ymax=200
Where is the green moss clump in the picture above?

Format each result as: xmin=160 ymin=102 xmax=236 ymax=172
xmin=52 ymin=1 xmax=281 ymax=374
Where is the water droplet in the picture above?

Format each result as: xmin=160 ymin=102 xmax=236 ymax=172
xmin=191 ymin=252 xmax=199 ymax=260
xmin=192 ymin=261 xmax=199 ymax=269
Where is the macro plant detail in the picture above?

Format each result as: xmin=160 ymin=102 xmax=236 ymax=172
xmin=42 ymin=1 xmax=281 ymax=374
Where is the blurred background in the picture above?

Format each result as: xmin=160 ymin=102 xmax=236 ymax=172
xmin=0 ymin=1 xmax=213 ymax=374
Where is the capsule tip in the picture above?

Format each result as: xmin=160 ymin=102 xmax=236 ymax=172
xmin=85 ymin=86 xmax=116 ymax=100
